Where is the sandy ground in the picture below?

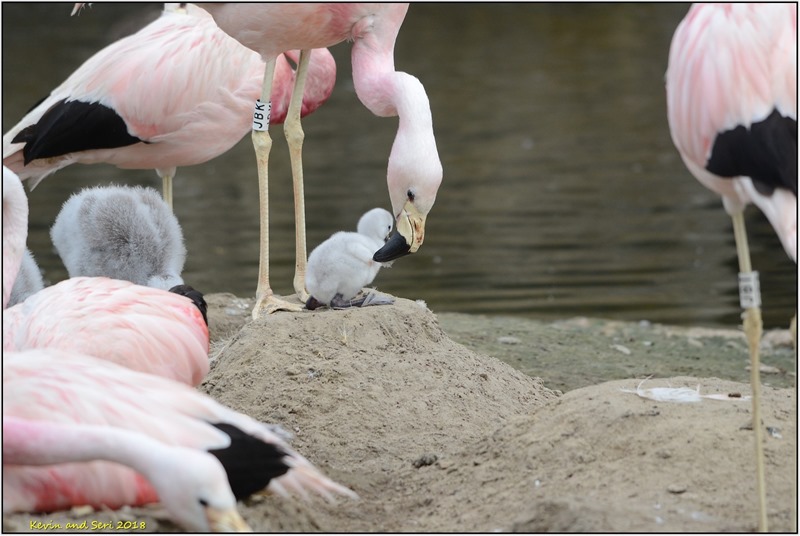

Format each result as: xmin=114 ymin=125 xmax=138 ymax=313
xmin=5 ymin=293 xmax=796 ymax=532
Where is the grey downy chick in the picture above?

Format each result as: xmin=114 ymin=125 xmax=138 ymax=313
xmin=8 ymin=248 xmax=45 ymax=306
xmin=306 ymin=208 xmax=395 ymax=310
xmin=51 ymin=185 xmax=186 ymax=290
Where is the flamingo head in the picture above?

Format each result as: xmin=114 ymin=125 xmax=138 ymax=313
xmin=373 ymin=124 xmax=442 ymax=262
xmin=152 ymin=448 xmax=252 ymax=532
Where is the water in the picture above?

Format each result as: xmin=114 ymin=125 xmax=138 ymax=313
xmin=3 ymin=3 xmax=797 ymax=329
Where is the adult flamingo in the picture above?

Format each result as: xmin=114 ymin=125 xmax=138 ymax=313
xmin=665 ymin=3 xmax=797 ymax=531
xmin=4 ymin=348 xmax=357 ymax=531
xmin=3 ymin=166 xmax=208 ymax=386
xmin=3 ymin=3 xmax=335 ymax=210
xmin=199 ymin=3 xmax=444 ymax=317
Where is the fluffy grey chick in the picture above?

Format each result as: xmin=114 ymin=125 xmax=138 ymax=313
xmin=8 ymin=248 xmax=45 ymax=306
xmin=51 ymin=185 xmax=186 ymax=290
xmin=305 ymin=207 xmax=395 ymax=310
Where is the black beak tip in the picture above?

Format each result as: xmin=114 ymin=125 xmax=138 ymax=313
xmin=373 ymin=232 xmax=411 ymax=262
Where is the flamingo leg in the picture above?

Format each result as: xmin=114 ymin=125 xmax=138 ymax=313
xmin=162 ymin=173 xmax=173 ymax=211
xmin=284 ymin=49 xmax=312 ymax=303
xmin=730 ymin=209 xmax=768 ymax=532
xmin=252 ymin=59 xmax=303 ymax=319
xmin=791 ymin=313 xmax=797 ymax=534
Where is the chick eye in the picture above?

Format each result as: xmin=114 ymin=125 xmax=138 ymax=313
xmin=407 ymin=189 xmax=415 ymax=201
xmin=198 ymin=498 xmax=209 ymax=507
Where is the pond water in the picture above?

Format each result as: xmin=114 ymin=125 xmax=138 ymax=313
xmin=3 ymin=3 xmax=797 ymax=329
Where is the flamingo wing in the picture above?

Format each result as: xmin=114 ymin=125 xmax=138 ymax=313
xmin=2 ymin=277 xmax=209 ymax=386
xmin=666 ymin=3 xmax=797 ymax=260
xmin=4 ymin=349 xmax=356 ymax=512
xmin=2 ymin=5 xmax=265 ymax=185
xmin=666 ymin=3 xmax=797 ymax=190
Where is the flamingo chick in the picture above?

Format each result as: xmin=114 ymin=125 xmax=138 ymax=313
xmin=306 ymin=208 xmax=395 ymax=310
xmin=8 ymin=248 xmax=45 ymax=307
xmin=2 ymin=3 xmax=335 ymax=210
xmin=51 ymin=185 xmax=186 ymax=291
xmin=4 ymin=348 xmax=358 ymax=531
xmin=3 ymin=166 xmax=208 ymax=386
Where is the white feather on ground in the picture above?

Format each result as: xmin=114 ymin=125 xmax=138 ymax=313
xmin=306 ymin=208 xmax=395 ymax=308
xmin=620 ymin=377 xmax=752 ymax=403
xmin=50 ymin=185 xmax=186 ymax=290
xmin=8 ymin=248 xmax=45 ymax=307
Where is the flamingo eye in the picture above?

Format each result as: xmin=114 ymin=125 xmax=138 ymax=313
xmin=407 ymin=189 xmax=415 ymax=201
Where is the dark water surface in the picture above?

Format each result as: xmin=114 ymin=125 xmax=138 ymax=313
xmin=3 ymin=3 xmax=797 ymax=329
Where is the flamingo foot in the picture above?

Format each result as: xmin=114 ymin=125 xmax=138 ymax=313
xmin=359 ymin=290 xmax=396 ymax=307
xmin=331 ymin=290 xmax=395 ymax=309
xmin=304 ymin=290 xmax=394 ymax=311
xmin=251 ymin=293 xmax=303 ymax=319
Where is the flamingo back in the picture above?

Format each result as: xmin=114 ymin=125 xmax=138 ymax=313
xmin=2 ymin=5 xmax=335 ymax=187
xmin=2 ymin=277 xmax=210 ymax=386
xmin=667 ymin=4 xmax=797 ymax=169
xmin=665 ymin=3 xmax=797 ymax=260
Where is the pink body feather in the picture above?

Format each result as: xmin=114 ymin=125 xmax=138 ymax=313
xmin=666 ymin=3 xmax=797 ymax=261
xmin=2 ymin=4 xmax=335 ymax=188
xmin=3 ymin=276 xmax=210 ymax=386
xmin=3 ymin=349 xmax=356 ymax=524
xmin=2 ymin=166 xmax=208 ymax=386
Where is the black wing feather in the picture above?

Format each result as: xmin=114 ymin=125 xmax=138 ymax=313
xmin=12 ymin=99 xmax=142 ymax=165
xmin=706 ymin=108 xmax=798 ymax=196
xmin=208 ymin=423 xmax=292 ymax=500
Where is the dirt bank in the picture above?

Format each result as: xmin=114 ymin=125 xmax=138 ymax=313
xmin=5 ymin=294 xmax=795 ymax=532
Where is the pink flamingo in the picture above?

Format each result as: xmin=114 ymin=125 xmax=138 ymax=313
xmin=198 ymin=3 xmax=444 ymax=317
xmin=2 ymin=3 xmax=335 ymax=210
xmin=3 ymin=166 xmax=209 ymax=386
xmin=665 ymin=3 xmax=797 ymax=531
xmin=4 ymin=348 xmax=357 ymax=531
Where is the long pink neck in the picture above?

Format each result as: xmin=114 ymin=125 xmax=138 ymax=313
xmin=3 ymin=416 xmax=165 ymax=473
xmin=3 ymin=168 xmax=29 ymax=309
xmin=350 ymin=7 xmax=442 ymax=214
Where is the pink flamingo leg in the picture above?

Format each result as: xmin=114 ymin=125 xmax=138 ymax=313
xmin=158 ymin=167 xmax=176 ymax=211
xmin=730 ymin=209 xmax=768 ymax=531
xmin=252 ymin=59 xmax=303 ymax=318
xmin=284 ymin=49 xmax=312 ymax=303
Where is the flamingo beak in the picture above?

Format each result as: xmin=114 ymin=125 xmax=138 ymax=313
xmin=373 ymin=201 xmax=426 ymax=262
xmin=206 ymin=506 xmax=252 ymax=532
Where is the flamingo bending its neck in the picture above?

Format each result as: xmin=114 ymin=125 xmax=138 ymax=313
xmin=665 ymin=3 xmax=797 ymax=531
xmin=4 ymin=415 xmax=249 ymax=532
xmin=199 ymin=3 xmax=443 ymax=317
xmin=4 ymin=348 xmax=357 ymax=531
